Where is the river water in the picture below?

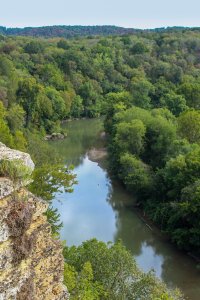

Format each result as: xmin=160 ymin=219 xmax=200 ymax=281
xmin=51 ymin=118 xmax=200 ymax=300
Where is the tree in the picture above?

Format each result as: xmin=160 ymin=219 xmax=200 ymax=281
xmin=63 ymin=239 xmax=183 ymax=300
xmin=157 ymin=146 xmax=200 ymax=201
xmin=45 ymin=87 xmax=66 ymax=121
xmin=0 ymin=56 xmax=14 ymax=76
xmin=57 ymin=39 xmax=70 ymax=50
xmin=115 ymin=120 xmax=146 ymax=156
xmin=159 ymin=92 xmax=187 ymax=116
xmin=64 ymin=261 xmax=104 ymax=300
xmin=178 ymin=80 xmax=200 ymax=109
xmin=178 ymin=110 xmax=200 ymax=143
xmin=79 ymin=80 xmax=103 ymax=117
xmin=13 ymin=130 xmax=27 ymax=152
xmin=24 ymin=41 xmax=44 ymax=54
xmin=103 ymin=91 xmax=131 ymax=114
xmin=119 ymin=153 xmax=153 ymax=196
xmin=29 ymin=164 xmax=76 ymax=202
xmin=7 ymin=104 xmax=25 ymax=132
xmin=61 ymin=88 xmax=76 ymax=116
xmin=144 ymin=116 xmax=177 ymax=167
xmin=131 ymin=42 xmax=149 ymax=54
xmin=130 ymin=76 xmax=154 ymax=109
xmin=0 ymin=101 xmax=13 ymax=147
xmin=70 ymin=95 xmax=84 ymax=118
xmin=17 ymin=78 xmax=39 ymax=127
xmin=38 ymin=64 xmax=65 ymax=90
xmin=0 ymin=119 xmax=13 ymax=147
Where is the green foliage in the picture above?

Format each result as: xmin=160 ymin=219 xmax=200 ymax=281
xmin=45 ymin=206 xmax=63 ymax=236
xmin=0 ymin=56 xmax=14 ymax=76
xmin=113 ymin=106 xmax=177 ymax=168
xmin=70 ymin=95 xmax=84 ymax=118
xmin=115 ymin=120 xmax=146 ymax=156
xmin=63 ymin=239 xmax=184 ymax=300
xmin=0 ymin=101 xmax=14 ymax=147
xmin=179 ymin=80 xmax=200 ymax=109
xmin=57 ymin=39 xmax=70 ymax=50
xmin=130 ymin=76 xmax=154 ymax=109
xmin=64 ymin=261 xmax=104 ymax=300
xmin=159 ymin=92 xmax=188 ymax=116
xmin=25 ymin=131 xmax=77 ymax=234
xmin=13 ymin=130 xmax=27 ymax=152
xmin=1 ymin=31 xmax=200 ymax=135
xmin=7 ymin=104 xmax=25 ymax=132
xmin=178 ymin=110 xmax=200 ymax=143
xmin=23 ymin=123 xmax=76 ymax=234
xmin=0 ymin=25 xmax=141 ymax=38
xmin=29 ymin=164 xmax=76 ymax=202
xmin=0 ymin=159 xmax=32 ymax=186
xmin=119 ymin=153 xmax=153 ymax=194
xmin=17 ymin=77 xmax=40 ymax=127
xmin=106 ymin=100 xmax=199 ymax=254
xmin=38 ymin=64 xmax=65 ymax=90
xmin=131 ymin=42 xmax=149 ymax=54
xmin=0 ymin=118 xmax=13 ymax=147
xmin=24 ymin=41 xmax=44 ymax=54
xmin=0 ymin=30 xmax=200 ymax=257
xmin=26 ymin=133 xmax=59 ymax=166
xmin=45 ymin=87 xmax=66 ymax=120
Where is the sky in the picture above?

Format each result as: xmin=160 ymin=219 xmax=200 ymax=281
xmin=1 ymin=0 xmax=200 ymax=29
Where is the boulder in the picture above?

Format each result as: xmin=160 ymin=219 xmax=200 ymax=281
xmin=44 ymin=133 xmax=67 ymax=141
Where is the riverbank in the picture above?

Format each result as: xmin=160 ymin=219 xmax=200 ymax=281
xmin=87 ymin=147 xmax=107 ymax=161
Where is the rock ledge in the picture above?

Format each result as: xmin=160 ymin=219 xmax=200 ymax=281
xmin=0 ymin=144 xmax=69 ymax=299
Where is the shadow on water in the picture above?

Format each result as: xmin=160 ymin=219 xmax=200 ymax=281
xmin=51 ymin=118 xmax=200 ymax=300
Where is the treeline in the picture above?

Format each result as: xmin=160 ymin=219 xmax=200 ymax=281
xmin=1 ymin=25 xmax=200 ymax=38
xmin=0 ymin=25 xmax=139 ymax=38
xmin=0 ymin=30 xmax=200 ymax=255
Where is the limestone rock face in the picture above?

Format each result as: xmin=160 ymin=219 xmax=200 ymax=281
xmin=0 ymin=145 xmax=69 ymax=299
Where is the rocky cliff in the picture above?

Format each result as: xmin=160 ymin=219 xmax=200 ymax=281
xmin=0 ymin=143 xmax=69 ymax=300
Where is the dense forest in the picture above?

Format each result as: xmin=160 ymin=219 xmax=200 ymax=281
xmin=0 ymin=28 xmax=200 ymax=297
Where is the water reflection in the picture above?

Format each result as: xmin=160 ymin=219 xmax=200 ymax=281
xmin=50 ymin=119 xmax=104 ymax=167
xmin=53 ymin=156 xmax=117 ymax=245
xmin=51 ymin=118 xmax=200 ymax=300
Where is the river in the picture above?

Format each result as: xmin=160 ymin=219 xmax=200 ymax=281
xmin=51 ymin=118 xmax=200 ymax=300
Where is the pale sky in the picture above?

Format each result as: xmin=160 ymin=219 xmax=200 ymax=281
xmin=1 ymin=0 xmax=200 ymax=29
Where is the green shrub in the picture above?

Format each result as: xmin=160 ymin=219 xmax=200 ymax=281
xmin=0 ymin=159 xmax=32 ymax=185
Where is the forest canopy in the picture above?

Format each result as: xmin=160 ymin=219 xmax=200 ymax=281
xmin=0 ymin=28 xmax=200 ymax=257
